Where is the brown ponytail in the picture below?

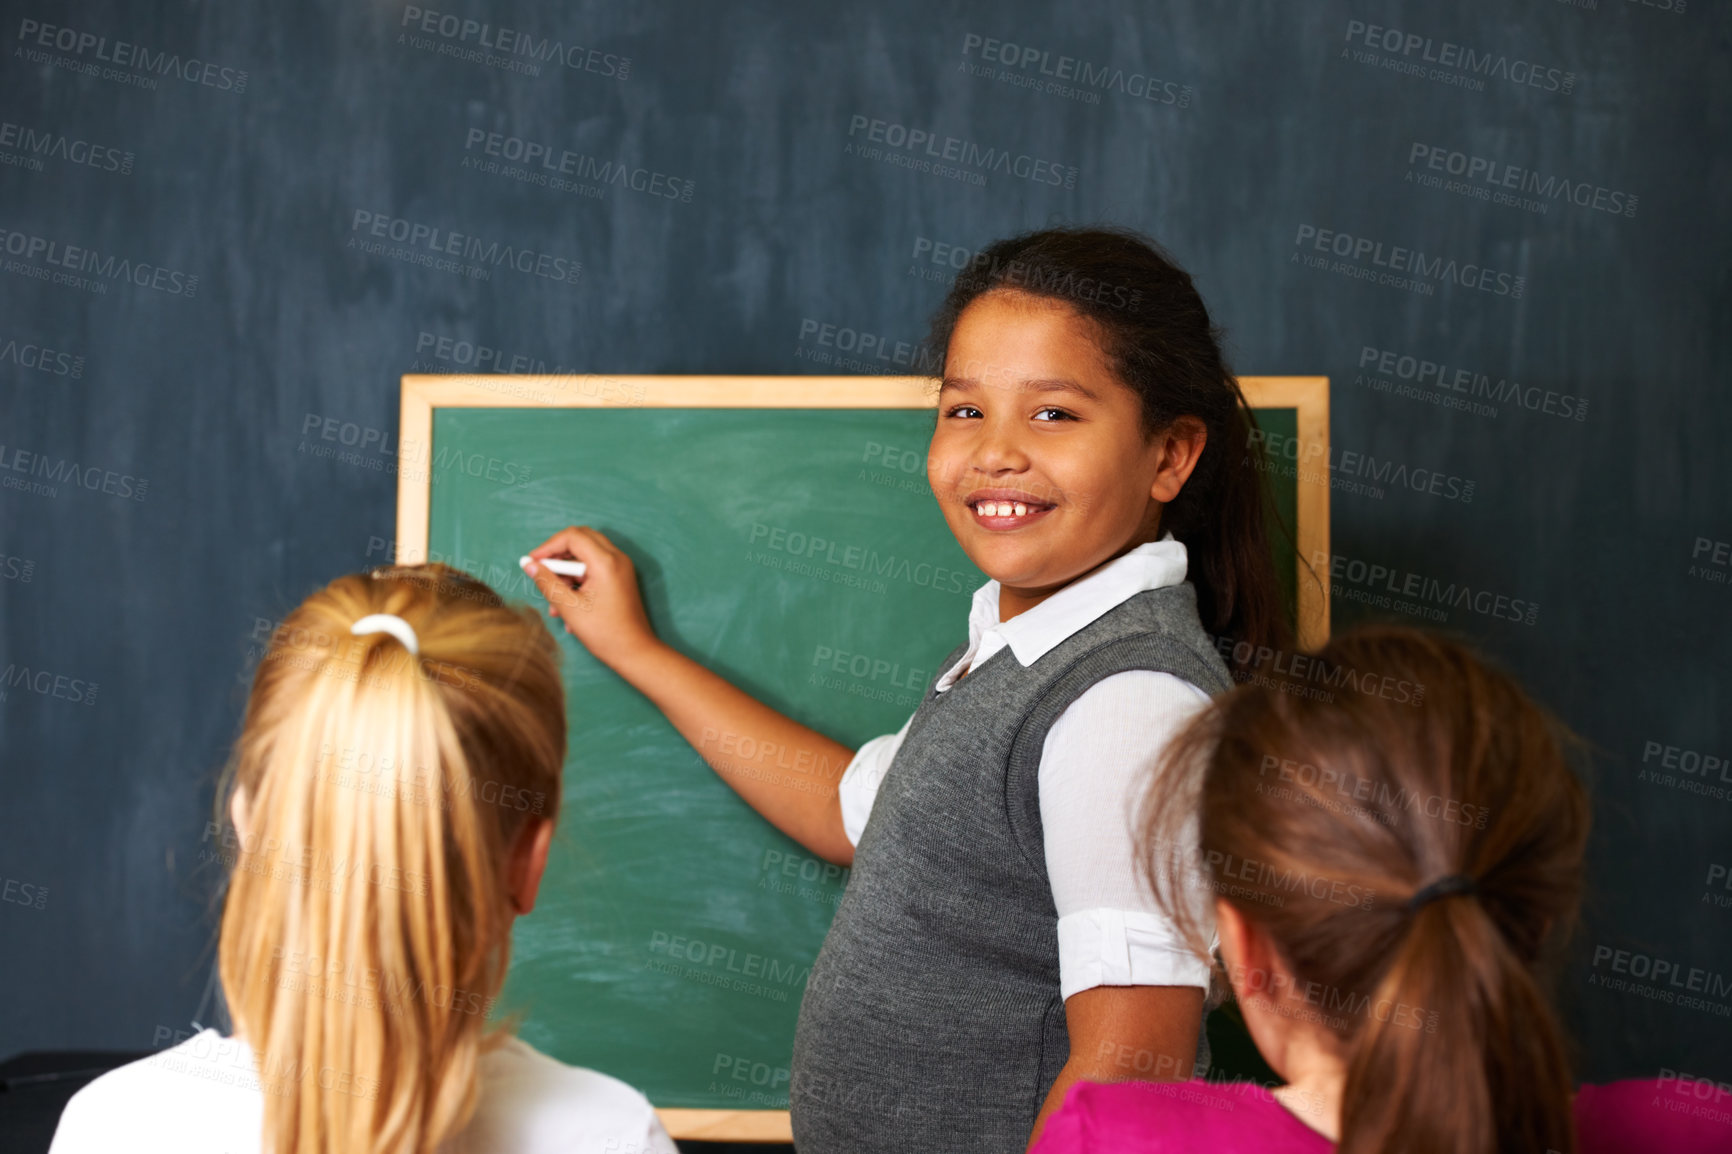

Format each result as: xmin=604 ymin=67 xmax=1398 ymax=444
xmin=1140 ymin=625 xmax=1589 ymax=1153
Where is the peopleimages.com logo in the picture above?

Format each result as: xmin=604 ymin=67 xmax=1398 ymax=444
xmin=1293 ymin=224 xmax=1524 ymax=299
xmin=0 ymin=120 xmax=134 ymax=175
xmin=0 ymin=228 xmax=198 ymax=297
xmin=1406 ymin=143 xmax=1636 ymax=219
xmin=346 ymin=210 xmax=581 ymax=285
xmin=1356 ymin=345 xmax=1588 ymax=423
xmin=1588 ymin=944 xmax=1732 ymax=1017
xmin=14 ymin=17 xmax=249 ymax=92
xmin=845 ymin=114 xmax=1078 ymax=189
xmin=1312 ymin=550 xmax=1537 ymax=626
xmin=1340 ymin=19 xmax=1576 ymax=95
xmin=461 ymin=128 xmax=694 ymax=202
xmin=0 ymin=332 xmax=83 ymax=379
xmin=398 ymin=5 xmax=628 ymax=78
xmin=958 ymin=33 xmax=1193 ymax=108
xmin=0 ymin=444 xmax=147 ymax=502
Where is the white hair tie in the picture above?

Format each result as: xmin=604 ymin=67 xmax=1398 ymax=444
xmin=350 ymin=613 xmax=419 ymax=656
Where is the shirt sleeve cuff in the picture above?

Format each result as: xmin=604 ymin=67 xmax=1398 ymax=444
xmin=838 ymin=733 xmax=896 ymax=847
xmin=1056 ymin=908 xmax=1212 ymax=1000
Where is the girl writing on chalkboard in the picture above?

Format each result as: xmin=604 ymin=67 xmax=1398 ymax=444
xmin=50 ymin=565 xmax=676 ymax=1154
xmin=526 ymin=227 xmax=1290 ymax=1153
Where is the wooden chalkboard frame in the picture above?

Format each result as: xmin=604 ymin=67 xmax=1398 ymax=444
xmin=393 ymin=373 xmax=1329 ymax=1141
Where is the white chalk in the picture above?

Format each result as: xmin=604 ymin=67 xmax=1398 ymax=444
xmin=521 ymin=555 xmax=586 ymax=578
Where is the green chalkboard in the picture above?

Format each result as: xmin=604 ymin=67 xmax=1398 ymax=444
xmin=429 ymin=406 xmax=978 ymax=1110
xmin=425 ymin=402 xmax=1303 ymax=1110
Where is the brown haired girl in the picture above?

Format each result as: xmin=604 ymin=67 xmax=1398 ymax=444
xmin=1033 ymin=625 xmax=1723 ymax=1154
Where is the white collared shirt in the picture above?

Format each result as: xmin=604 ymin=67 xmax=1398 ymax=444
xmin=49 ymin=1029 xmax=678 ymax=1154
xmin=838 ymin=537 xmax=1214 ymax=999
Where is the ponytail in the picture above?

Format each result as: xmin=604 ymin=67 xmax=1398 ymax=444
xmin=1341 ymin=899 xmax=1576 ymax=1154
xmin=923 ymin=226 xmax=1292 ymax=662
xmin=1140 ymin=626 xmax=1589 ymax=1154
xmin=218 ymin=565 xmax=565 ymax=1154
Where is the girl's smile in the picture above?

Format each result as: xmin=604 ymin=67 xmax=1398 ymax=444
xmin=965 ymin=487 xmax=1058 ymax=530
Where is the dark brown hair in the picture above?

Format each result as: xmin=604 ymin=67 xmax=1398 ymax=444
xmin=1140 ymin=625 xmax=1589 ymax=1154
xmin=924 ymin=226 xmax=1291 ymax=661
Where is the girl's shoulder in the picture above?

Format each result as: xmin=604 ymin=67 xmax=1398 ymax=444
xmin=49 ymin=1030 xmax=263 ymax=1154
xmin=49 ymin=1030 xmax=677 ymax=1154
xmin=1575 ymin=1078 xmax=1732 ymax=1154
xmin=1034 ymin=1079 xmax=1332 ymax=1154
xmin=462 ymin=1036 xmax=677 ymax=1154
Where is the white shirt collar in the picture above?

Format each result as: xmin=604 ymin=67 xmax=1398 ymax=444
xmin=936 ymin=536 xmax=1189 ymax=690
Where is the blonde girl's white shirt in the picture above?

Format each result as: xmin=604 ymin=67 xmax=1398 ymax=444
xmin=838 ymin=537 xmax=1216 ymax=1000
xmin=48 ymin=1029 xmax=678 ymax=1154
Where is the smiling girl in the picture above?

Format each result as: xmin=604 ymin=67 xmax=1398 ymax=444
xmin=525 ymin=228 xmax=1289 ymax=1153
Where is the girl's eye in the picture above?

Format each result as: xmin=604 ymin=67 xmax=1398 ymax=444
xmin=1032 ymin=407 xmax=1076 ymax=422
xmin=944 ymin=404 xmax=983 ymax=419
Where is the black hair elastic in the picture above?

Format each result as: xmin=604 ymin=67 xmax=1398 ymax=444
xmin=1406 ymin=874 xmax=1478 ymax=912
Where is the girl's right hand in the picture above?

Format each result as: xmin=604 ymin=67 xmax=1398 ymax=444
xmin=527 ymin=527 xmax=856 ymax=865
xmin=525 ymin=526 xmax=661 ymax=671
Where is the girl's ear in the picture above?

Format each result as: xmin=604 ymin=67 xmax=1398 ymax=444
xmin=229 ymin=786 xmax=252 ymax=846
xmin=1149 ymin=417 xmax=1209 ymax=504
xmin=1214 ymin=897 xmax=1256 ymax=990
xmin=507 ymin=817 xmax=556 ymax=916
xmin=1214 ymin=897 xmax=1284 ymax=996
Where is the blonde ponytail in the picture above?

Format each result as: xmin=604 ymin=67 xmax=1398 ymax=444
xmin=218 ymin=565 xmax=565 ymax=1154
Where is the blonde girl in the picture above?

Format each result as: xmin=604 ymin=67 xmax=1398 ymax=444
xmin=50 ymin=565 xmax=675 ymax=1154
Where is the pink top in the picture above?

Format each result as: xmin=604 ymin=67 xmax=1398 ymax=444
xmin=1031 ymin=1079 xmax=1330 ymax=1154
xmin=1576 ymin=1078 xmax=1732 ymax=1154
xmin=1032 ymin=1078 xmax=1732 ymax=1154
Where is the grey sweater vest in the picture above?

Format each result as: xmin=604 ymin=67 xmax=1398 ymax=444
xmin=789 ymin=583 xmax=1233 ymax=1154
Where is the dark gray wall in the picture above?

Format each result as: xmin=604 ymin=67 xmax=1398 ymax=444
xmin=2 ymin=0 xmax=1727 ymax=1082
